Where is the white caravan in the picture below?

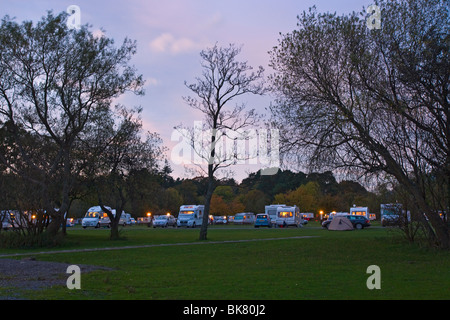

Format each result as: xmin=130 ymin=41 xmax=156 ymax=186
xmin=265 ymin=204 xmax=286 ymax=226
xmin=349 ymin=206 xmax=370 ymax=219
xmin=233 ymin=212 xmax=256 ymax=224
xmin=380 ymin=203 xmax=410 ymax=226
xmin=276 ymin=205 xmax=303 ymax=227
xmin=1 ymin=210 xmax=13 ymax=230
xmin=82 ymin=206 xmax=116 ymax=228
xmin=121 ymin=212 xmax=132 ymax=225
xmin=177 ymin=205 xmax=204 ymax=228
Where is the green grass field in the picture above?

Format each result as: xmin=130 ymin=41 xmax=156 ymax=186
xmin=1 ymin=222 xmax=449 ymax=300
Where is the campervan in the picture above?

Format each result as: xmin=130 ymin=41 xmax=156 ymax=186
xmin=380 ymin=203 xmax=410 ymax=226
xmin=82 ymin=206 xmax=116 ymax=228
xmin=302 ymin=213 xmax=315 ymax=221
xmin=233 ymin=213 xmax=255 ymax=224
xmin=265 ymin=204 xmax=286 ymax=226
xmin=177 ymin=205 xmax=204 ymax=228
xmin=1 ymin=210 xmax=37 ymax=229
xmin=349 ymin=206 xmax=370 ymax=219
xmin=1 ymin=210 xmax=13 ymax=230
xmin=276 ymin=205 xmax=303 ymax=227
xmin=121 ymin=212 xmax=132 ymax=225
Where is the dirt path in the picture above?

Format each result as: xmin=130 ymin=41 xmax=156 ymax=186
xmin=0 ymin=235 xmax=317 ymax=258
xmin=0 ymin=258 xmax=111 ymax=299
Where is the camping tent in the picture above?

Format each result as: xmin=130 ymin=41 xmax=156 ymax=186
xmin=328 ymin=216 xmax=353 ymax=231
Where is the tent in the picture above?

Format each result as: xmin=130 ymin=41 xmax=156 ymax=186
xmin=328 ymin=216 xmax=353 ymax=231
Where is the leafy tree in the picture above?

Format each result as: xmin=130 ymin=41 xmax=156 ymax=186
xmin=0 ymin=11 xmax=144 ymax=237
xmin=213 ymin=186 xmax=235 ymax=202
xmin=85 ymin=106 xmax=165 ymax=240
xmin=210 ymin=194 xmax=229 ymax=216
xmin=242 ymin=189 xmax=269 ymax=213
xmin=274 ymin=181 xmax=320 ymax=212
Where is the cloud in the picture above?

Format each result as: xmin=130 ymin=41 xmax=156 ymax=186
xmin=92 ymin=29 xmax=105 ymax=39
xmin=149 ymin=33 xmax=206 ymax=55
xmin=146 ymin=77 xmax=159 ymax=86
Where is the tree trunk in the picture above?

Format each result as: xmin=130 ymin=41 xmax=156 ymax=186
xmin=110 ymin=219 xmax=120 ymax=241
xmin=199 ymin=176 xmax=215 ymax=241
xmin=46 ymin=213 xmax=61 ymax=236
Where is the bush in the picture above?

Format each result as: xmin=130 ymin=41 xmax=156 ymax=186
xmin=0 ymin=230 xmax=65 ymax=249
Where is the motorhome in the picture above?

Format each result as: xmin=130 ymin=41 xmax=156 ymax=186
xmin=1 ymin=210 xmax=13 ymax=230
xmin=265 ymin=204 xmax=286 ymax=226
xmin=121 ymin=212 xmax=132 ymax=225
xmin=276 ymin=205 xmax=303 ymax=227
xmin=302 ymin=212 xmax=315 ymax=221
xmin=177 ymin=205 xmax=204 ymax=228
xmin=349 ymin=206 xmax=370 ymax=219
xmin=233 ymin=212 xmax=255 ymax=224
xmin=1 ymin=210 xmax=36 ymax=229
xmin=380 ymin=203 xmax=410 ymax=226
xmin=82 ymin=206 xmax=116 ymax=228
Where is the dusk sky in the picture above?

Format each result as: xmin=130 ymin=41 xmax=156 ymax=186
xmin=2 ymin=0 xmax=371 ymax=182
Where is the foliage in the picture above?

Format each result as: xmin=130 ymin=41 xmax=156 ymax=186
xmin=0 ymin=11 xmax=144 ymax=238
xmin=269 ymin=0 xmax=450 ymax=248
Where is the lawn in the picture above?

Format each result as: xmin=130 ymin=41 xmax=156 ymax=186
xmin=1 ymin=223 xmax=449 ymax=300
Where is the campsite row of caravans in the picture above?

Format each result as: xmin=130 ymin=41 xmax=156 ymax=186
xmin=177 ymin=205 xmax=259 ymax=227
xmin=175 ymin=205 xmax=305 ymax=228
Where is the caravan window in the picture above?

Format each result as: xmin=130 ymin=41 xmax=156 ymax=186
xmin=279 ymin=211 xmax=293 ymax=218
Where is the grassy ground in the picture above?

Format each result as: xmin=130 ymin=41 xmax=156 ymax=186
xmin=1 ymin=222 xmax=449 ymax=300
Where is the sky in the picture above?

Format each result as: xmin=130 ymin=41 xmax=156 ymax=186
xmin=1 ymin=0 xmax=371 ymax=182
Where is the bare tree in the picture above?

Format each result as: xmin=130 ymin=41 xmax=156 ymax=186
xmin=181 ymin=43 xmax=266 ymax=240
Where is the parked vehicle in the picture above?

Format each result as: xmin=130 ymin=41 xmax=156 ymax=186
xmin=276 ymin=205 xmax=303 ymax=228
xmin=81 ymin=206 xmax=127 ymax=228
xmin=121 ymin=212 xmax=132 ymax=225
xmin=233 ymin=212 xmax=255 ymax=224
xmin=380 ymin=203 xmax=410 ymax=226
xmin=322 ymin=214 xmax=371 ymax=229
xmin=66 ymin=218 xmax=75 ymax=227
xmin=82 ymin=206 xmax=113 ymax=228
xmin=350 ymin=206 xmax=370 ymax=219
xmin=1 ymin=210 xmax=13 ymax=230
xmin=265 ymin=204 xmax=285 ymax=226
xmin=213 ymin=216 xmax=227 ymax=224
xmin=177 ymin=205 xmax=204 ymax=228
xmin=302 ymin=213 xmax=314 ymax=221
xmin=153 ymin=214 xmax=177 ymax=228
xmin=1 ymin=210 xmax=42 ymax=229
xmin=254 ymin=214 xmax=271 ymax=228
xmin=137 ymin=216 xmax=152 ymax=226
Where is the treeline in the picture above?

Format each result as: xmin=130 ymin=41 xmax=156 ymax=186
xmin=68 ymin=169 xmax=390 ymax=219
